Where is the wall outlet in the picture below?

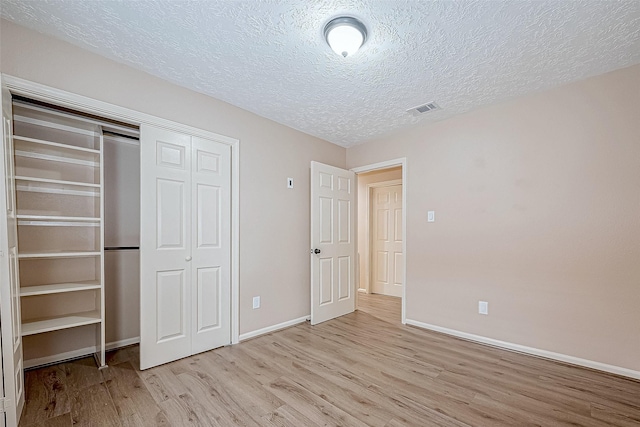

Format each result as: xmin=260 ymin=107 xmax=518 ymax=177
xmin=252 ymin=296 xmax=261 ymax=309
xmin=478 ymin=301 xmax=488 ymax=315
xmin=287 ymin=177 xmax=294 ymax=188
xmin=427 ymin=211 xmax=435 ymax=222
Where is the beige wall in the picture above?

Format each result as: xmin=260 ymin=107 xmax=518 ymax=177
xmin=0 ymin=19 xmax=346 ymax=339
xmin=356 ymin=167 xmax=402 ymax=292
xmin=347 ymin=64 xmax=640 ymax=372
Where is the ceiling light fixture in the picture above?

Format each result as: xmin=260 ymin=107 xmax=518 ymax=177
xmin=324 ymin=16 xmax=367 ymax=58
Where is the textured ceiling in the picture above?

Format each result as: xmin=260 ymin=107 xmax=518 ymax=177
xmin=2 ymin=1 xmax=640 ymax=147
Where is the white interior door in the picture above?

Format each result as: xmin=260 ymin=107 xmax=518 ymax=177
xmin=140 ymin=125 xmax=192 ymax=370
xmin=310 ymin=161 xmax=355 ymax=325
xmin=190 ymin=136 xmax=230 ymax=354
xmin=0 ymin=83 xmax=24 ymax=426
xmin=371 ymin=184 xmax=403 ymax=297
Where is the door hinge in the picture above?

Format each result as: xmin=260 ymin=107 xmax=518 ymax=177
xmin=0 ymin=397 xmax=12 ymax=413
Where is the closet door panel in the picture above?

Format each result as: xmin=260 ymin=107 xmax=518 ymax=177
xmin=140 ymin=125 xmax=192 ymax=370
xmin=157 ymin=179 xmax=187 ymax=249
xmin=196 ymin=266 xmax=220 ymax=332
xmin=190 ymin=137 xmax=231 ymax=355
xmin=1 ymin=86 xmax=24 ymax=424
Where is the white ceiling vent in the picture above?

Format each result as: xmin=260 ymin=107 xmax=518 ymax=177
xmin=407 ymin=102 xmax=440 ymax=116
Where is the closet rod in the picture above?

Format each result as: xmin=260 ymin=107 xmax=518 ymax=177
xmin=104 ymin=246 xmax=139 ymax=251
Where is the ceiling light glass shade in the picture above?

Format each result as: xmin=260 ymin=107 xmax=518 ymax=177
xmin=324 ymin=17 xmax=367 ymax=57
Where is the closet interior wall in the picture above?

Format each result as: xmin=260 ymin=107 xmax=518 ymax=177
xmin=103 ymin=132 xmax=140 ymax=346
xmin=11 ymin=98 xmax=140 ymax=368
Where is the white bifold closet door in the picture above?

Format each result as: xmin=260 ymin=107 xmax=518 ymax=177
xmin=140 ymin=125 xmax=230 ymax=370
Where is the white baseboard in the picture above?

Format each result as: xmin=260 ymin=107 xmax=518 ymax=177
xmin=106 ymin=337 xmax=140 ymax=351
xmin=24 ymin=337 xmax=140 ymax=370
xmin=357 ymin=288 xmax=368 ymax=293
xmin=239 ymin=316 xmax=310 ymax=342
xmin=405 ymin=319 xmax=640 ymax=380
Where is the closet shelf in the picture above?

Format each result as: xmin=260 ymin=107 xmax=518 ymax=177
xmin=17 ymin=215 xmax=101 ymax=227
xmin=15 ymin=149 xmax=99 ymax=167
xmin=15 ymin=176 xmax=100 ymax=188
xmin=13 ymin=110 xmax=100 ymax=139
xmin=14 ymin=100 xmax=137 ymax=139
xmin=16 ymin=183 xmax=99 ymax=197
xmin=21 ymin=281 xmax=101 ymax=297
xmin=17 ymin=215 xmax=100 ymax=222
xmin=18 ymin=221 xmax=100 ymax=227
xmin=21 ymin=311 xmax=101 ymax=336
xmin=18 ymin=250 xmax=101 ymax=259
xmin=13 ymin=135 xmax=101 ymax=154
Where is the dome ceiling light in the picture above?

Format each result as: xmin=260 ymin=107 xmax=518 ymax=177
xmin=324 ymin=16 xmax=368 ymax=58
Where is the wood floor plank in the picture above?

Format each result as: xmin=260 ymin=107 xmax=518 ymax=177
xmin=21 ymin=412 xmax=73 ymax=427
xmin=158 ymin=394 xmax=215 ymax=427
xmin=19 ymin=365 xmax=70 ymax=425
xmin=62 ymin=357 xmax=104 ymax=391
xmin=194 ymin=352 xmax=285 ymax=421
xmin=18 ymin=294 xmax=640 ymax=427
xmin=43 ymin=413 xmax=73 ymax=427
xmin=119 ymin=412 xmax=171 ymax=427
xmin=357 ymin=293 xmax=402 ymax=324
xmin=175 ymin=371 xmax=253 ymax=426
xmin=69 ymin=382 xmax=120 ymax=427
xmin=255 ymin=342 xmax=395 ymax=426
xmin=260 ymin=404 xmax=323 ymax=427
xmin=216 ymin=344 xmax=281 ymax=386
xmin=138 ymin=363 xmax=189 ymax=405
xmin=590 ymin=402 xmax=640 ymax=427
xmin=266 ymin=376 xmax=371 ymax=427
xmin=102 ymin=361 xmax=168 ymax=426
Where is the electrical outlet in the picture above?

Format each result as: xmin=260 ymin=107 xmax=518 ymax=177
xmin=287 ymin=178 xmax=294 ymax=188
xmin=252 ymin=296 xmax=261 ymax=309
xmin=427 ymin=211 xmax=435 ymax=222
xmin=478 ymin=301 xmax=488 ymax=315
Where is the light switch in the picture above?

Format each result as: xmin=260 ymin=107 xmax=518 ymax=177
xmin=287 ymin=178 xmax=294 ymax=189
xmin=253 ymin=296 xmax=261 ymax=309
xmin=427 ymin=211 xmax=435 ymax=222
xmin=478 ymin=301 xmax=488 ymax=315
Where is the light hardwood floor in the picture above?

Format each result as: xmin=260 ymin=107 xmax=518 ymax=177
xmin=357 ymin=292 xmax=402 ymax=324
xmin=19 ymin=295 xmax=640 ymax=426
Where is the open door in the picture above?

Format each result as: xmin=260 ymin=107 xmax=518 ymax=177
xmin=310 ymin=161 xmax=356 ymax=325
xmin=0 ymin=80 xmax=24 ymax=426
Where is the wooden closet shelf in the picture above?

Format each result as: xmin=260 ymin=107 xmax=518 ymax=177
xmin=21 ymin=311 xmax=101 ymax=336
xmin=15 ymin=176 xmax=100 ymax=188
xmin=17 ymin=215 xmax=100 ymax=222
xmin=20 ymin=281 xmax=101 ymax=297
xmin=16 ymin=183 xmax=99 ymax=197
xmin=18 ymin=250 xmax=101 ymax=259
xmin=15 ymin=149 xmax=99 ymax=167
xmin=13 ymin=110 xmax=100 ymax=139
xmin=12 ymin=135 xmax=101 ymax=154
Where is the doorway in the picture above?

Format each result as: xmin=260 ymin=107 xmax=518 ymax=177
xmin=352 ymin=159 xmax=407 ymax=324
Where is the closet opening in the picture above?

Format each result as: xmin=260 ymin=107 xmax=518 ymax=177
xmin=10 ymin=96 xmax=141 ymax=370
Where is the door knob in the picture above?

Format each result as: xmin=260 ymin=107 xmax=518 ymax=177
xmin=185 ymin=256 xmax=192 ymax=261
xmin=313 ymin=249 xmax=321 ymax=254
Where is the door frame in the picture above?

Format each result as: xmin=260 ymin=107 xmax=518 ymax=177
xmin=352 ymin=158 xmax=407 ymax=324
xmin=1 ymin=74 xmax=241 ymax=345
xmin=365 ymin=179 xmax=402 ymax=295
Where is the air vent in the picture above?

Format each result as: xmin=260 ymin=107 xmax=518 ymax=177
xmin=407 ymin=102 xmax=440 ymax=115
